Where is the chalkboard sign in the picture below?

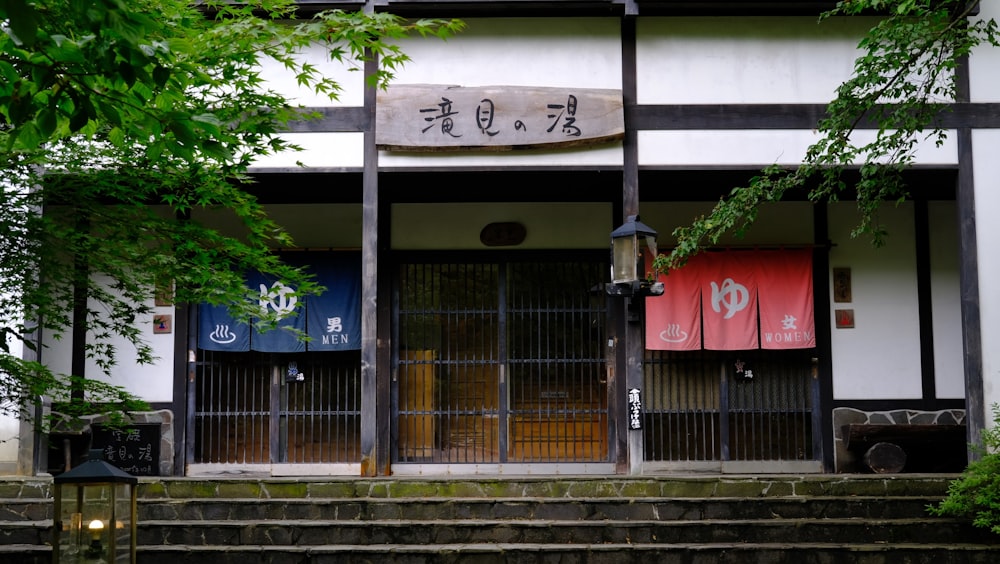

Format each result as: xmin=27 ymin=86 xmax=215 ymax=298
xmin=91 ymin=424 xmax=161 ymax=476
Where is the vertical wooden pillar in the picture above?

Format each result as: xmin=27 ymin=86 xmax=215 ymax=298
xmin=913 ymin=195 xmax=938 ymax=407
xmin=71 ymin=213 xmax=90 ymax=403
xmin=621 ymin=14 xmax=643 ymax=475
xmin=360 ymin=40 xmax=382 ymax=475
xmin=375 ymin=152 xmax=392 ymax=474
xmin=955 ymin=55 xmax=985 ymax=457
xmin=813 ymin=203 xmax=834 ymax=472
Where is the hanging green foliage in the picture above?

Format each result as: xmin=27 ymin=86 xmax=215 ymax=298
xmin=0 ymin=0 xmax=462 ymax=425
xmin=929 ymin=404 xmax=1000 ymax=535
xmin=656 ymin=0 xmax=999 ymax=272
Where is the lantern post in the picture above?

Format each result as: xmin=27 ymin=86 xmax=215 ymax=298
xmin=52 ymin=450 xmax=137 ymax=563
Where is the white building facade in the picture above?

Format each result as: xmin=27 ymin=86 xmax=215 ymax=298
xmin=10 ymin=0 xmax=1000 ymax=477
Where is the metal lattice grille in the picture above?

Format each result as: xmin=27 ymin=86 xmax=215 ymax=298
xmin=642 ymin=350 xmax=722 ymax=461
xmin=643 ymin=349 xmax=816 ymax=462
xmin=396 ymin=259 xmax=608 ymax=464
xmin=507 ymin=262 xmax=609 ymax=462
xmin=194 ymin=350 xmax=361 ymax=464
xmin=283 ymin=353 xmax=362 ymax=463
xmin=194 ymin=351 xmax=272 ymax=464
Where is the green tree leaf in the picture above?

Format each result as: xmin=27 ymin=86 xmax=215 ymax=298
xmin=0 ymin=0 xmax=462 ymax=426
xmin=658 ymin=0 xmax=998 ymax=273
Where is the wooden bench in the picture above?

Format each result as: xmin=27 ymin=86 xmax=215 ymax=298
xmin=843 ymin=423 xmax=967 ymax=473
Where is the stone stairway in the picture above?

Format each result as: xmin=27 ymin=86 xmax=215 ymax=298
xmin=3 ymin=474 xmax=1000 ymax=563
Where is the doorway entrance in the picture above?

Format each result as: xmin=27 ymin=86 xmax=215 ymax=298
xmin=642 ymin=348 xmax=821 ymax=472
xmin=191 ymin=350 xmax=362 ymax=468
xmin=394 ymin=256 xmax=611 ymax=465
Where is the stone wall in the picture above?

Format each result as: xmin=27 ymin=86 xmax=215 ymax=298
xmin=48 ymin=409 xmax=174 ymax=476
xmin=125 ymin=409 xmax=175 ymax=476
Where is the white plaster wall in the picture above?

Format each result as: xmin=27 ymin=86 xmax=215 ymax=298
xmin=257 ymin=41 xmax=366 ymax=107
xmin=636 ymin=16 xmax=876 ymax=104
xmin=376 ymin=18 xmax=624 ymax=169
xmin=970 ymin=2 xmax=1000 ymax=104
xmin=970 ymin=1 xmax=1000 ymax=428
xmin=248 ymin=132 xmax=364 ymax=171
xmin=828 ymin=202 xmax=922 ymax=399
xmin=974 ymin=129 xmax=1000 ymax=417
xmin=389 ymin=18 xmax=622 ymax=90
xmin=1 ymin=328 xmax=21 ymax=470
xmin=391 ymin=202 xmax=610 ymax=250
xmin=41 ymin=293 xmax=175 ymax=404
xmin=249 ymin=38 xmax=367 ymax=171
xmin=636 ymin=15 xmax=957 ymax=167
xmin=929 ymin=200 xmax=965 ymax=399
xmin=638 ymin=130 xmax=958 ymax=167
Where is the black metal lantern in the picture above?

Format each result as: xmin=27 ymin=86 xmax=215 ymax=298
xmin=52 ymin=450 xmax=137 ymax=563
xmin=608 ymin=215 xmax=664 ymax=296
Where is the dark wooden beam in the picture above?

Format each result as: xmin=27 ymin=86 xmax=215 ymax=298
xmin=243 ymin=167 xmax=956 ymax=205
xmin=630 ymin=103 xmax=1000 ymax=130
xmin=291 ymin=0 xmax=977 ymax=18
xmin=632 ymin=0 xmax=838 ymax=16
xmin=291 ymin=103 xmax=1000 ymax=133
xmin=373 ymin=0 xmax=623 ymax=17
xmin=633 ymin=0 xmax=979 ymax=17
xmin=367 ymin=0 xmax=853 ymax=17
xmin=286 ymin=107 xmax=369 ymax=133
xmin=845 ymin=423 xmax=967 ymax=450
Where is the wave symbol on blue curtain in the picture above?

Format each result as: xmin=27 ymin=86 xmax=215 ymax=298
xmin=259 ymin=281 xmax=297 ymax=316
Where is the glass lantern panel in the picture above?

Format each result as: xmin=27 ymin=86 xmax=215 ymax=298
xmin=643 ymin=235 xmax=658 ymax=263
xmin=54 ymin=482 xmax=134 ymax=564
xmin=611 ymin=235 xmax=637 ymax=284
xmin=112 ymin=483 xmax=135 ymax=564
xmin=55 ymin=482 xmax=112 ymax=563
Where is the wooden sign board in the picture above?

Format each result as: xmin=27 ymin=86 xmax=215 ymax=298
xmin=376 ymin=84 xmax=624 ymax=151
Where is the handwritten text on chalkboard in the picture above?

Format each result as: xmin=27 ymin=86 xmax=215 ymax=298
xmin=92 ymin=424 xmax=160 ymax=476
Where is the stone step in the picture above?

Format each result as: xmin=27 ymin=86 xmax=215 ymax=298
xmin=2 ymin=494 xmax=950 ymax=522
xmin=11 ymin=513 xmax=998 ymax=548
xmin=5 ymin=542 xmax=1000 ymax=564
xmin=0 ymin=499 xmax=51 ymax=522
xmin=135 ymin=517 xmax=992 ymax=546
xmin=139 ymin=495 xmax=944 ymax=522
xmin=2 ymin=475 xmax=994 ymax=564
xmin=121 ymin=542 xmax=1000 ymax=564
xmin=1 ymin=496 xmax=950 ymax=524
xmin=0 ymin=521 xmax=48 ymax=545
xmin=0 ymin=474 xmax=961 ymax=500
xmin=133 ymin=475 xmax=959 ymax=500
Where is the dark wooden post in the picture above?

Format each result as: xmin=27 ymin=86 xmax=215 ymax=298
xmin=71 ymin=212 xmax=90 ymax=404
xmin=621 ymin=15 xmax=642 ymax=475
xmin=360 ymin=41 xmax=383 ymax=476
xmin=955 ymin=55 xmax=985 ymax=458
